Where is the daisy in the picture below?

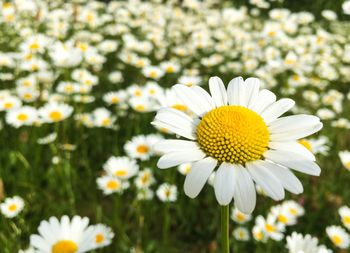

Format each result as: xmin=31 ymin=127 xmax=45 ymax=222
xmin=103 ymin=91 xmax=128 ymax=106
xmin=96 ymin=175 xmax=129 ymax=195
xmin=142 ymin=66 xmax=164 ymax=80
xmin=0 ymin=95 xmax=22 ymax=111
xmin=91 ymin=108 xmax=116 ymax=128
xmin=233 ymin=227 xmax=250 ymax=241
xmin=339 ymin=151 xmax=350 ymax=171
xmin=156 ymin=183 xmax=178 ymax=202
xmin=90 ymin=224 xmax=114 ymax=249
xmin=255 ymin=214 xmax=285 ymax=241
xmin=339 ymin=206 xmax=350 ymax=230
xmin=153 ymin=76 xmax=322 ymax=214
xmin=270 ymin=205 xmax=297 ymax=226
xmin=286 ymin=232 xmax=331 ymax=253
xmin=124 ymin=135 xmax=153 ymax=161
xmin=39 ymin=102 xmax=73 ymax=123
xmin=0 ymin=196 xmax=25 ymax=218
xmin=135 ymin=169 xmax=155 ymax=189
xmin=30 ymin=215 xmax=95 ymax=253
xmin=231 ymin=207 xmax=252 ymax=224
xmin=326 ymin=225 xmax=350 ymax=249
xmin=5 ymin=106 xmax=38 ymax=128
xmin=252 ymin=225 xmax=267 ymax=242
xmin=103 ymin=156 xmax=139 ymax=180
xmin=298 ymin=136 xmax=329 ymax=156
xmin=178 ymin=163 xmax=192 ymax=175
xmin=281 ymin=200 xmax=305 ymax=218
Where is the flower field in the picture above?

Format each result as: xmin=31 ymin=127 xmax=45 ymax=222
xmin=0 ymin=0 xmax=350 ymax=252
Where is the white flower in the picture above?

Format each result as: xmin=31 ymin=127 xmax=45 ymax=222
xmin=156 ymin=183 xmax=177 ymax=202
xmin=233 ymin=227 xmax=250 ymax=241
xmin=231 ymin=207 xmax=252 ymax=224
xmin=97 ymin=175 xmax=129 ymax=195
xmin=153 ymin=76 xmax=322 ymax=213
xmin=339 ymin=151 xmax=350 ymax=171
xmin=6 ymin=106 xmax=38 ymax=128
xmin=286 ymin=232 xmax=331 ymax=253
xmin=255 ymin=214 xmax=285 ymax=241
xmin=90 ymin=224 xmax=114 ymax=249
xmin=39 ymin=102 xmax=73 ymax=123
xmin=326 ymin=225 xmax=350 ymax=249
xmin=103 ymin=156 xmax=139 ymax=179
xmin=0 ymin=196 xmax=25 ymax=218
xmin=339 ymin=206 xmax=350 ymax=230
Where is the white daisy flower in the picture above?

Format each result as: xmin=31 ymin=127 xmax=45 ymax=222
xmin=97 ymin=175 xmax=129 ymax=195
xmin=255 ymin=214 xmax=285 ymax=241
xmin=103 ymin=156 xmax=139 ymax=179
xmin=252 ymin=225 xmax=267 ymax=242
xmin=156 ymin=183 xmax=178 ymax=202
xmin=233 ymin=227 xmax=250 ymax=241
xmin=30 ymin=216 xmax=95 ymax=252
xmin=281 ymin=200 xmax=305 ymax=217
xmin=339 ymin=206 xmax=350 ymax=230
xmin=39 ymin=102 xmax=73 ymax=123
xmin=326 ymin=225 xmax=350 ymax=249
xmin=124 ymin=135 xmax=153 ymax=161
xmin=90 ymin=224 xmax=114 ymax=249
xmin=231 ymin=207 xmax=252 ymax=224
xmin=0 ymin=196 xmax=25 ymax=218
xmin=178 ymin=163 xmax=192 ymax=175
xmin=5 ymin=106 xmax=38 ymax=128
xmin=153 ymin=76 xmax=322 ymax=213
xmin=286 ymin=232 xmax=331 ymax=253
xmin=0 ymin=95 xmax=22 ymax=111
xmin=339 ymin=151 xmax=350 ymax=171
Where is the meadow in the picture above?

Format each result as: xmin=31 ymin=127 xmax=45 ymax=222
xmin=0 ymin=0 xmax=350 ymax=252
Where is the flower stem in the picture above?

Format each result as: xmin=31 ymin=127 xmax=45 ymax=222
xmin=221 ymin=205 xmax=230 ymax=253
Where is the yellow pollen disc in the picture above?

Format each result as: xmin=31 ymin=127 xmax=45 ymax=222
xmin=236 ymin=213 xmax=246 ymax=222
xmin=196 ymin=106 xmax=269 ymax=164
xmin=111 ymin=97 xmax=119 ymax=103
xmin=52 ymin=240 xmax=78 ymax=253
xmin=107 ymin=180 xmax=119 ymax=189
xmin=17 ymin=113 xmax=28 ymax=121
xmin=49 ymin=111 xmax=63 ymax=121
xmin=298 ymin=139 xmax=312 ymax=151
xmin=115 ymin=170 xmax=127 ymax=177
xmin=265 ymin=224 xmax=276 ymax=233
xmin=343 ymin=216 xmax=350 ymax=224
xmin=8 ymin=204 xmax=17 ymax=211
xmin=95 ymin=234 xmax=104 ymax=244
xmin=102 ymin=118 xmax=111 ymax=126
xmin=331 ymin=235 xmax=343 ymax=245
xmin=344 ymin=161 xmax=350 ymax=170
xmin=278 ymin=215 xmax=288 ymax=224
xmin=136 ymin=145 xmax=149 ymax=154
xmin=4 ymin=102 xmax=13 ymax=109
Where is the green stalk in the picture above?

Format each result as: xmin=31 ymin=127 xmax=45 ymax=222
xmin=221 ymin=205 xmax=230 ymax=253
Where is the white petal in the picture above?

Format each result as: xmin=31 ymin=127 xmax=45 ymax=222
xmin=264 ymin=150 xmax=321 ymax=176
xmin=184 ymin=157 xmax=217 ymax=198
xmin=192 ymin=85 xmax=216 ymax=109
xmin=259 ymin=160 xmax=303 ymax=194
xmin=268 ymin=115 xmax=320 ymax=133
xmin=260 ymin=99 xmax=295 ymax=123
xmin=244 ymin=77 xmax=260 ymax=108
xmin=269 ymin=141 xmax=315 ymax=161
xmin=233 ymin=164 xmax=256 ymax=214
xmin=173 ymin=84 xmax=212 ymax=116
xmin=270 ymin=122 xmax=323 ymax=141
xmin=153 ymin=139 xmax=199 ymax=154
xmin=157 ymin=149 xmax=206 ymax=169
xmin=249 ymin=89 xmax=276 ymax=113
xmin=209 ymin=76 xmax=228 ymax=107
xmin=214 ymin=163 xmax=236 ymax=205
xmin=151 ymin=120 xmax=196 ymax=140
xmin=246 ymin=161 xmax=285 ymax=201
xmin=227 ymin=76 xmax=244 ymax=106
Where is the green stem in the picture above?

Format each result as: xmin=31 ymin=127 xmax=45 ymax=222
xmin=221 ymin=205 xmax=230 ymax=253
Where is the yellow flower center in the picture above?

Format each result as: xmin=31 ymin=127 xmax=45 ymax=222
xmin=115 ymin=170 xmax=127 ymax=177
xmin=52 ymin=240 xmax=78 ymax=253
xmin=136 ymin=145 xmax=149 ymax=154
xmin=331 ymin=235 xmax=343 ymax=246
xmin=149 ymin=71 xmax=158 ymax=78
xmin=289 ymin=208 xmax=297 ymax=216
xmin=343 ymin=216 xmax=350 ymax=225
xmin=196 ymin=106 xmax=269 ymax=164
xmin=344 ymin=161 xmax=350 ymax=170
xmin=17 ymin=113 xmax=28 ymax=121
xmin=8 ymin=204 xmax=17 ymax=211
xmin=49 ymin=111 xmax=63 ymax=121
xmin=236 ymin=213 xmax=246 ymax=222
xmin=4 ymin=102 xmax=13 ymax=109
xmin=265 ymin=224 xmax=276 ymax=233
xmin=107 ymin=180 xmax=119 ymax=190
xmin=278 ymin=215 xmax=288 ymax=224
xmin=95 ymin=233 xmax=105 ymax=244
xmin=111 ymin=97 xmax=119 ymax=104
xmin=298 ymin=139 xmax=312 ymax=151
